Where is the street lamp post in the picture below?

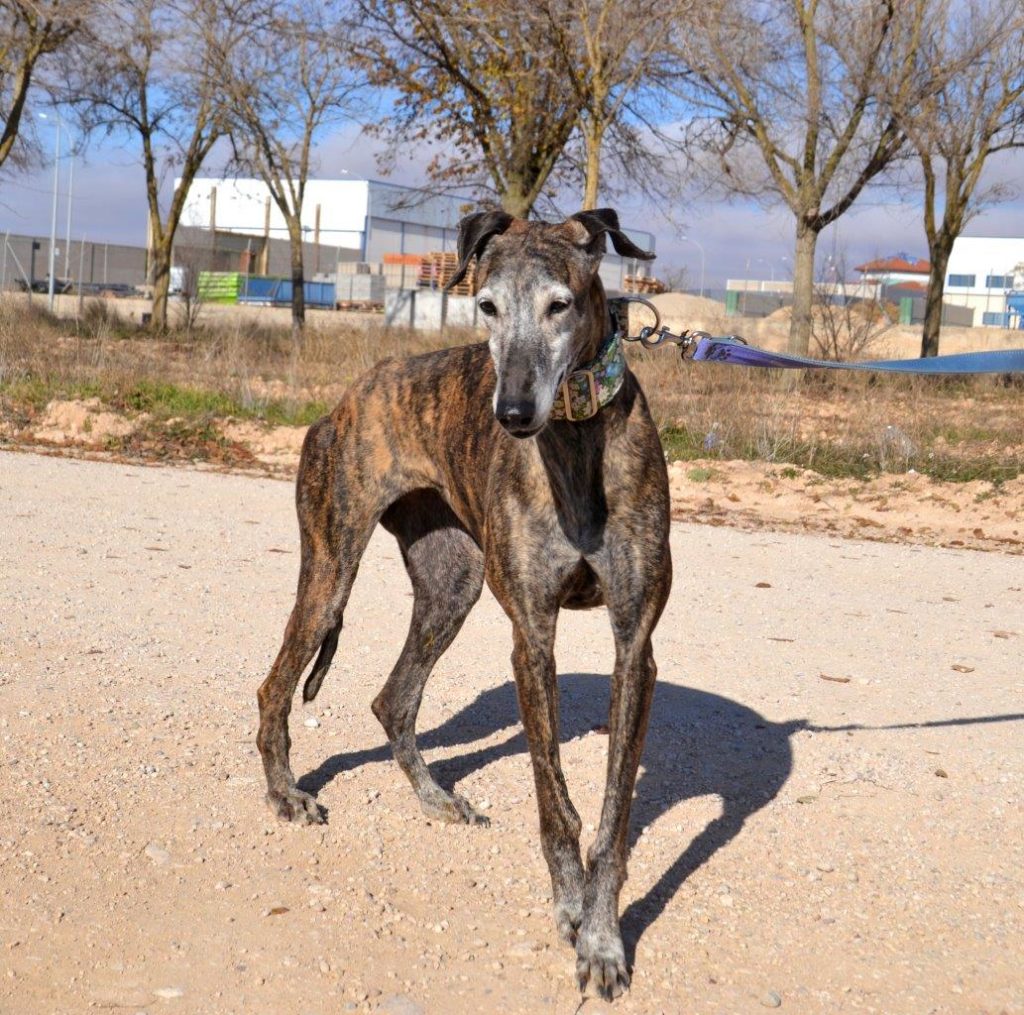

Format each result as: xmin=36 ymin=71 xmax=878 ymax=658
xmin=64 ymin=156 xmax=74 ymax=279
xmin=680 ymin=235 xmax=705 ymax=298
xmin=39 ymin=112 xmax=61 ymax=312
xmin=38 ymin=111 xmax=62 ymax=309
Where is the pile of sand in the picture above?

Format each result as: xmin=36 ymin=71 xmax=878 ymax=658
xmin=33 ymin=399 xmax=137 ymax=444
xmin=219 ymin=420 xmax=308 ymax=469
xmin=628 ymin=292 xmax=729 ymax=335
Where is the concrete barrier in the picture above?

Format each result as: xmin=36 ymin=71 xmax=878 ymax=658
xmin=384 ymin=289 xmax=479 ymax=330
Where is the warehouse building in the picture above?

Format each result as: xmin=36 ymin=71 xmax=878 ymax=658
xmin=941 ymin=236 xmax=1024 ymax=327
xmin=175 ymin=177 xmax=656 ymax=294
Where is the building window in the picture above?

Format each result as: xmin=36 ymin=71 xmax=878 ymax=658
xmin=982 ymin=311 xmax=1010 ymax=326
xmin=985 ymin=274 xmax=1013 ymax=289
xmin=947 ymin=273 xmax=976 ymax=287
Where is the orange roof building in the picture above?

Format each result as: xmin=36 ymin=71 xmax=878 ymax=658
xmin=855 ymin=254 xmax=930 ymax=285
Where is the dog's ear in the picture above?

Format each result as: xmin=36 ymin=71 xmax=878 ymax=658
xmin=569 ymin=208 xmax=655 ymax=261
xmin=446 ymin=210 xmax=515 ymax=291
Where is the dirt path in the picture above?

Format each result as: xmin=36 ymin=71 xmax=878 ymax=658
xmin=1 ymin=452 xmax=1022 ymax=1015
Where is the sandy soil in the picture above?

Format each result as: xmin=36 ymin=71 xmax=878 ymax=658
xmin=666 ymin=460 xmax=1024 ymax=554
xmin=1 ymin=452 xmax=1022 ymax=1015
xmin=8 ymin=399 xmax=1022 ymax=555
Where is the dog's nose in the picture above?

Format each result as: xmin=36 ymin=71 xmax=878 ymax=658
xmin=495 ymin=399 xmax=538 ymax=436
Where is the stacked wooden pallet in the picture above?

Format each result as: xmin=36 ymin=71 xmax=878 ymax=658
xmin=417 ymin=252 xmax=475 ymax=295
xmin=624 ymin=275 xmax=667 ymax=295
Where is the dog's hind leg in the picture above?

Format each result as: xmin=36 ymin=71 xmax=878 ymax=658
xmin=257 ymin=419 xmax=383 ymax=824
xmin=257 ymin=561 xmax=348 ymax=824
xmin=372 ymin=490 xmax=486 ymax=825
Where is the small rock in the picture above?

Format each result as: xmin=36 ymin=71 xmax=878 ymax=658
xmin=303 ymin=716 xmax=320 ymax=729
xmin=379 ymin=995 xmax=425 ymax=1015
xmin=760 ymin=989 xmax=782 ymax=1008
xmin=144 ymin=843 xmax=170 ymax=866
xmin=153 ymin=985 xmax=185 ymax=999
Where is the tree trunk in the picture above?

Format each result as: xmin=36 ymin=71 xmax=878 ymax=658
xmin=788 ymin=220 xmax=819 ymax=356
xmin=921 ymin=240 xmax=952 ymax=358
xmin=287 ymin=218 xmax=306 ymax=343
xmin=500 ymin=184 xmax=534 ymax=219
xmin=150 ymin=242 xmax=173 ymax=331
xmin=582 ymin=119 xmax=603 ymax=210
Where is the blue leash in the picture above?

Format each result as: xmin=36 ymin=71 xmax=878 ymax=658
xmin=611 ymin=295 xmax=1024 ymax=375
xmin=691 ymin=336 xmax=1024 ymax=374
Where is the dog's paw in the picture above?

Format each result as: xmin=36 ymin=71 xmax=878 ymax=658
xmin=419 ymin=791 xmax=490 ymax=827
xmin=575 ymin=928 xmax=629 ymax=1001
xmin=266 ymin=787 xmax=325 ymax=825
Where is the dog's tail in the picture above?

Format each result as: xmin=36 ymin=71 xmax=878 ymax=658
xmin=302 ymin=621 xmax=342 ymax=703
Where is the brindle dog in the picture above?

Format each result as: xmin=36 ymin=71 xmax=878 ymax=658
xmin=256 ymin=208 xmax=672 ymax=999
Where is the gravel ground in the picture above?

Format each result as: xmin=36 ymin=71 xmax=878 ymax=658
xmin=1 ymin=451 xmax=1022 ymax=1015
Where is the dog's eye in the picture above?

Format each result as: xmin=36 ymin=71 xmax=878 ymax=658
xmin=548 ymin=299 xmax=571 ymax=315
xmin=478 ymin=299 xmax=498 ymax=317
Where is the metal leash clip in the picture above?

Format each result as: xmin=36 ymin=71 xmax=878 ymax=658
xmin=610 ymin=296 xmax=725 ymax=358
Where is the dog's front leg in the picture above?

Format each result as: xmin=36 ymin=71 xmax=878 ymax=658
xmin=575 ymin=560 xmax=670 ymax=1000
xmin=509 ymin=620 xmax=586 ymax=946
xmin=575 ymin=640 xmax=657 ymax=999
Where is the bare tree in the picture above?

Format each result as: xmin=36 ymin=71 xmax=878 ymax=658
xmin=0 ymin=1 xmax=90 ymax=174
xmin=215 ymin=0 xmax=363 ymax=340
xmin=810 ymin=255 xmax=893 ymax=361
xmin=355 ymin=0 xmax=585 ymax=217
xmin=890 ymin=1 xmax=1024 ymax=357
xmin=675 ymin=0 xmax=923 ymax=355
xmin=66 ymin=0 xmax=227 ymax=330
xmin=538 ymin=0 xmax=683 ymax=209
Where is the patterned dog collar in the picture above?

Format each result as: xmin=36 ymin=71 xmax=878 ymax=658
xmin=550 ymin=332 xmax=627 ymax=422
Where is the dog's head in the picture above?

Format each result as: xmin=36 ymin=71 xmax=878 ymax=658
xmin=448 ymin=209 xmax=654 ymax=438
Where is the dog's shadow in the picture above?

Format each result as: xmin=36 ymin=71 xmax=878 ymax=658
xmin=299 ymin=672 xmax=800 ymax=955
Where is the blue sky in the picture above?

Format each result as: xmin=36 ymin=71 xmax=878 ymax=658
xmin=3 ymin=121 xmax=1023 ymax=290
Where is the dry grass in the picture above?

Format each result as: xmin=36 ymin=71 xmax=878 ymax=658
xmin=0 ymin=298 xmax=463 ymax=428
xmin=2 ymin=297 xmax=1022 ymax=483
xmin=627 ymin=341 xmax=1023 ymax=483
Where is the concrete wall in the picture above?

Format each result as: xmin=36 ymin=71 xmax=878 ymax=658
xmin=908 ymin=298 xmax=975 ymax=327
xmin=0 ymin=231 xmax=146 ymax=289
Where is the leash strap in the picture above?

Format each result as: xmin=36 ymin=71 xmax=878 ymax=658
xmin=609 ymin=296 xmax=1024 ymax=375
xmin=691 ymin=337 xmax=1024 ymax=374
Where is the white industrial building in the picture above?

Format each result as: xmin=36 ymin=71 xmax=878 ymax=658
xmin=175 ymin=177 xmax=655 ymax=293
xmin=942 ymin=236 xmax=1024 ymax=327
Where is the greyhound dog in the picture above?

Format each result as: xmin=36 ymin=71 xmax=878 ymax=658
xmin=256 ymin=208 xmax=672 ymax=999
